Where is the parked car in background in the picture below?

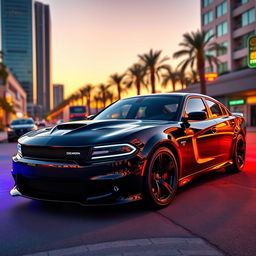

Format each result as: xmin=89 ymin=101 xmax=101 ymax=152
xmin=7 ymin=118 xmax=37 ymax=142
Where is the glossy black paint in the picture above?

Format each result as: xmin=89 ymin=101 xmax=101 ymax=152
xmin=11 ymin=93 xmax=246 ymax=205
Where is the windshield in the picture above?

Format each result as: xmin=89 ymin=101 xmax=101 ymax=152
xmin=94 ymin=95 xmax=182 ymax=121
xmin=11 ymin=119 xmax=34 ymax=125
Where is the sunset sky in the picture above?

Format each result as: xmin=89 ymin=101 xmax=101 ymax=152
xmin=43 ymin=0 xmax=200 ymax=98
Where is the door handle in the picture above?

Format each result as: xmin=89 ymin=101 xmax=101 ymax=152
xmin=230 ymin=121 xmax=235 ymax=126
xmin=211 ymin=127 xmax=217 ymax=133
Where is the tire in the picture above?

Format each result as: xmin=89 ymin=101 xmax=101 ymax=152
xmin=143 ymin=147 xmax=179 ymax=208
xmin=225 ymin=134 xmax=246 ymax=173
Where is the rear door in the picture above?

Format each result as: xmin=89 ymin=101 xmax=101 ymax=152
xmin=204 ymin=98 xmax=236 ymax=163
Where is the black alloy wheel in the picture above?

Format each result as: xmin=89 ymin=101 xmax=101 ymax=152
xmin=143 ymin=147 xmax=179 ymax=208
xmin=226 ymin=134 xmax=246 ymax=173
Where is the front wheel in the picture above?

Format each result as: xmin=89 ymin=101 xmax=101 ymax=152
xmin=225 ymin=134 xmax=246 ymax=173
xmin=143 ymin=147 xmax=179 ymax=208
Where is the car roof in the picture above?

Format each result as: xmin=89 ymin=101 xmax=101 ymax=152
xmin=122 ymin=93 xmax=215 ymax=100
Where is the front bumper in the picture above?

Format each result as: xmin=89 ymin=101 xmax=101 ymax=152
xmin=11 ymin=154 xmax=144 ymax=205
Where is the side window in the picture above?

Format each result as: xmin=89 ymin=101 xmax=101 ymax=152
xmin=185 ymin=98 xmax=207 ymax=117
xmin=205 ymin=99 xmax=223 ymax=118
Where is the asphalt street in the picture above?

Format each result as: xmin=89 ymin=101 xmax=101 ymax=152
xmin=0 ymin=132 xmax=255 ymax=256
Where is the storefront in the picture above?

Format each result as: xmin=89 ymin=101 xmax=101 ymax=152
xmin=179 ymin=68 xmax=256 ymax=127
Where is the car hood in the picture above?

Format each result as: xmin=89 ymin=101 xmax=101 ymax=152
xmin=19 ymin=119 xmax=177 ymax=146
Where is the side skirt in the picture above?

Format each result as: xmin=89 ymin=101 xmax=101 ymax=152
xmin=178 ymin=160 xmax=233 ymax=187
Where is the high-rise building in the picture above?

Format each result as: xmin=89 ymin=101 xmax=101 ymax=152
xmin=35 ymin=1 xmax=52 ymax=114
xmin=1 ymin=0 xmax=36 ymax=109
xmin=202 ymin=0 xmax=256 ymax=73
xmin=180 ymin=0 xmax=256 ymax=126
xmin=53 ymin=84 xmax=64 ymax=108
xmin=1 ymin=0 xmax=52 ymax=117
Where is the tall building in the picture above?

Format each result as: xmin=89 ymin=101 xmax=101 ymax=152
xmin=1 ymin=0 xmax=52 ymax=117
xmin=1 ymin=0 xmax=36 ymax=109
xmin=180 ymin=0 xmax=256 ymax=126
xmin=35 ymin=1 xmax=52 ymax=114
xmin=53 ymin=84 xmax=64 ymax=108
xmin=202 ymin=0 xmax=256 ymax=73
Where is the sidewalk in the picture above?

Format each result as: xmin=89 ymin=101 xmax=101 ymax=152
xmin=0 ymin=131 xmax=7 ymax=143
xmin=23 ymin=237 xmax=225 ymax=256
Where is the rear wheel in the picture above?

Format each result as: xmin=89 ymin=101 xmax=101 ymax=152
xmin=225 ymin=134 xmax=246 ymax=173
xmin=143 ymin=147 xmax=179 ymax=208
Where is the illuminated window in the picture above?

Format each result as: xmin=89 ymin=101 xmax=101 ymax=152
xmin=203 ymin=10 xmax=213 ymax=25
xmin=217 ymin=41 xmax=228 ymax=56
xmin=216 ymin=21 xmax=228 ymax=37
xmin=216 ymin=1 xmax=227 ymax=18
xmin=242 ymin=8 xmax=255 ymax=27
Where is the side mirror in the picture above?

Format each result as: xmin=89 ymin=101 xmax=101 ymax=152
xmin=187 ymin=111 xmax=207 ymax=121
xmin=87 ymin=115 xmax=95 ymax=120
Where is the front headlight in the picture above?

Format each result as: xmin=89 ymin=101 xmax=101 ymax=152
xmin=17 ymin=143 xmax=22 ymax=156
xmin=7 ymin=127 xmax=13 ymax=132
xmin=91 ymin=143 xmax=137 ymax=160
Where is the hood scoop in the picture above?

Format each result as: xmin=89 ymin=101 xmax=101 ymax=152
xmin=56 ymin=123 xmax=87 ymax=130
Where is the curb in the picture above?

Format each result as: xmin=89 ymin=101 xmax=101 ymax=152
xmin=22 ymin=237 xmax=225 ymax=256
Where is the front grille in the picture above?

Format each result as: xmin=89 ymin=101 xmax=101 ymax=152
xmin=21 ymin=145 xmax=92 ymax=162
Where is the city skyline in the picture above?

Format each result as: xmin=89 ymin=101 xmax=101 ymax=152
xmin=42 ymin=0 xmax=200 ymax=98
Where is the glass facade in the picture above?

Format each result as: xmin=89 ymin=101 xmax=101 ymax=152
xmin=216 ymin=21 xmax=228 ymax=37
xmin=203 ymin=0 xmax=213 ymax=8
xmin=217 ymin=41 xmax=228 ymax=56
xmin=217 ymin=62 xmax=228 ymax=74
xmin=205 ymin=28 xmax=214 ymax=41
xmin=203 ymin=10 xmax=213 ymax=25
xmin=1 ymin=0 xmax=35 ymax=104
xmin=216 ymin=1 xmax=227 ymax=18
xmin=242 ymin=8 xmax=255 ymax=27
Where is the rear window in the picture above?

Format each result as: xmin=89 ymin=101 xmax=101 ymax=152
xmin=11 ymin=119 xmax=34 ymax=125
xmin=205 ymin=99 xmax=223 ymax=118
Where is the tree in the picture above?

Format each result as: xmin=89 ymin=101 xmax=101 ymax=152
xmin=80 ymin=84 xmax=94 ymax=115
xmin=98 ymin=83 xmax=111 ymax=108
xmin=161 ymin=65 xmax=179 ymax=92
xmin=93 ymin=93 xmax=102 ymax=113
xmin=109 ymin=73 xmax=126 ymax=100
xmin=138 ymin=49 xmax=169 ymax=93
xmin=126 ymin=63 xmax=147 ymax=95
xmin=173 ymin=30 xmax=226 ymax=95
xmin=0 ymin=97 xmax=15 ymax=125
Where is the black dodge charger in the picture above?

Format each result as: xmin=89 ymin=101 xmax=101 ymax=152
xmin=11 ymin=93 xmax=246 ymax=207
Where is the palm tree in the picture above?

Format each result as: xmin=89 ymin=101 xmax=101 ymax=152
xmin=106 ymin=90 xmax=115 ymax=104
xmin=138 ymin=49 xmax=169 ymax=93
xmin=173 ymin=30 xmax=226 ymax=95
xmin=126 ymin=63 xmax=147 ymax=95
xmin=98 ymin=83 xmax=110 ymax=108
xmin=80 ymin=84 xmax=93 ymax=115
xmin=93 ymin=93 xmax=102 ymax=113
xmin=161 ymin=65 xmax=179 ymax=92
xmin=109 ymin=73 xmax=126 ymax=100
